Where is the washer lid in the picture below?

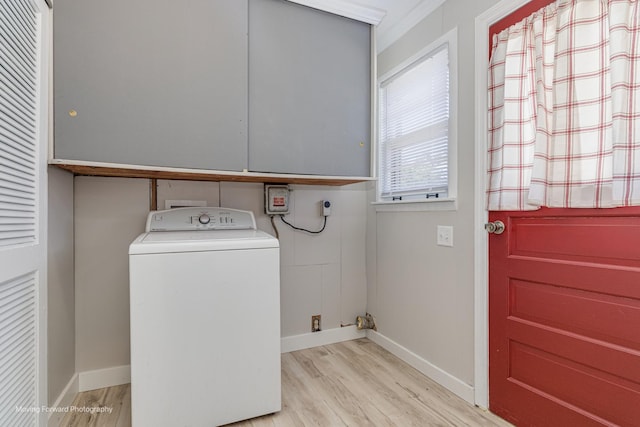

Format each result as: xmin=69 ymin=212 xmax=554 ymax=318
xmin=129 ymin=229 xmax=279 ymax=255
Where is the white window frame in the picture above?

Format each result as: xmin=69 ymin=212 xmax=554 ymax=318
xmin=374 ymin=28 xmax=457 ymax=212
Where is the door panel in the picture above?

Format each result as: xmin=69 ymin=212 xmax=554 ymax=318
xmin=489 ymin=208 xmax=640 ymax=427
xmin=510 ymin=216 xmax=640 ymax=265
xmin=0 ymin=0 xmax=49 ymax=425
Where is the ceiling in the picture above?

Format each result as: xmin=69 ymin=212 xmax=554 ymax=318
xmin=364 ymin=0 xmax=425 ymax=33
xmin=285 ymin=0 xmax=445 ymax=52
xmin=358 ymin=0 xmax=446 ymax=52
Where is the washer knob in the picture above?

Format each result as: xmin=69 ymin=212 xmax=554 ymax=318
xmin=198 ymin=214 xmax=211 ymax=225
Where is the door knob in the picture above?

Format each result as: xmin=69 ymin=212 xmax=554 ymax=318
xmin=485 ymin=220 xmax=505 ymax=235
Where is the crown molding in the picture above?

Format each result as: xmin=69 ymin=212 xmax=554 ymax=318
xmin=377 ymin=0 xmax=446 ymax=53
xmin=285 ymin=0 xmax=386 ymax=25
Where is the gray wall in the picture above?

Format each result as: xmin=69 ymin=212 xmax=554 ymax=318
xmin=47 ymin=167 xmax=75 ymax=404
xmin=74 ymin=177 xmax=149 ymax=372
xmin=368 ymin=0 xmax=498 ymax=387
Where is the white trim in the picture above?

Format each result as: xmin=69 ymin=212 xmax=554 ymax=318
xmin=281 ymin=326 xmax=366 ymax=353
xmin=372 ymin=198 xmax=457 ymax=212
xmin=37 ymin=3 xmax=52 ymax=425
xmin=285 ymin=0 xmax=385 ymax=25
xmin=371 ymin=26 xmax=378 ymax=182
xmin=377 ymin=28 xmax=455 ymax=93
xmin=47 ymin=374 xmax=79 ymax=427
xmin=47 ymin=5 xmax=54 ymax=162
xmin=366 ymin=330 xmax=475 ymax=404
xmin=377 ymin=0 xmax=446 ymax=53
xmin=78 ymin=365 xmax=131 ymax=392
xmin=473 ymin=0 xmax=531 ymax=410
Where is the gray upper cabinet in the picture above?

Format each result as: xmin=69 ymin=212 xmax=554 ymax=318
xmin=248 ymin=0 xmax=371 ymax=177
xmin=54 ymin=0 xmax=249 ymax=171
xmin=54 ymin=0 xmax=371 ymax=178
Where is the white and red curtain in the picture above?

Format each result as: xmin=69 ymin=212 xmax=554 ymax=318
xmin=488 ymin=0 xmax=640 ymax=210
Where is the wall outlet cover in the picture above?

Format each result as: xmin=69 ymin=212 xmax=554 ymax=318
xmin=437 ymin=225 xmax=454 ymax=247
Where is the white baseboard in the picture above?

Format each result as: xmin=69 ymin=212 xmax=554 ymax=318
xmin=281 ymin=325 xmax=366 ymax=353
xmin=366 ymin=330 xmax=475 ymax=404
xmin=47 ymin=373 xmax=79 ymax=427
xmin=78 ymin=365 xmax=131 ymax=392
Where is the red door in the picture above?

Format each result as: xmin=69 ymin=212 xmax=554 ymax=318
xmin=488 ymin=207 xmax=640 ymax=426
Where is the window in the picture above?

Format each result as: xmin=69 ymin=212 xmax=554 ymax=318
xmin=378 ymin=33 xmax=455 ymax=203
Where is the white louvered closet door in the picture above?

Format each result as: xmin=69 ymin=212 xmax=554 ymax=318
xmin=0 ymin=0 xmax=50 ymax=426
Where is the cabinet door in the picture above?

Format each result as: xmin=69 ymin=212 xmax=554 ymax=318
xmin=54 ymin=0 xmax=248 ymax=171
xmin=248 ymin=0 xmax=371 ymax=177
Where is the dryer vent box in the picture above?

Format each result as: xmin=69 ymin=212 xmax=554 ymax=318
xmin=265 ymin=184 xmax=290 ymax=215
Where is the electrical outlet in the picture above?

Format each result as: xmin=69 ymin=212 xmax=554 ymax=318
xmin=437 ymin=225 xmax=454 ymax=247
xmin=322 ymin=200 xmax=331 ymax=216
xmin=311 ymin=315 xmax=321 ymax=332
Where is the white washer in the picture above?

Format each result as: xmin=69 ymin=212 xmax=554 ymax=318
xmin=129 ymin=207 xmax=281 ymax=427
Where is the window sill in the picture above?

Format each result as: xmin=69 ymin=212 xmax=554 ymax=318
xmin=372 ymin=198 xmax=457 ymax=212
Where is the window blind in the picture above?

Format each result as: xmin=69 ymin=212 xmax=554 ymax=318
xmin=0 ymin=0 xmax=38 ymax=247
xmin=379 ymin=45 xmax=450 ymax=200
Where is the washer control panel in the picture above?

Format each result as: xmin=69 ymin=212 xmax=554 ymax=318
xmin=146 ymin=207 xmax=257 ymax=232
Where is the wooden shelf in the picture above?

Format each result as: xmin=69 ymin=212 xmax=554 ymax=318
xmin=50 ymin=160 xmax=374 ymax=186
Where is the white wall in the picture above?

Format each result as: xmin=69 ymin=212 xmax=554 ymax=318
xmin=47 ymin=167 xmax=75 ymax=404
xmin=368 ymin=0 xmax=498 ymax=389
xmin=73 ymin=177 xmax=367 ymax=379
xmin=276 ymin=183 xmax=367 ymax=335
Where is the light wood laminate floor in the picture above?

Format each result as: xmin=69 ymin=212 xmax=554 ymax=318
xmin=60 ymin=338 xmax=512 ymax=427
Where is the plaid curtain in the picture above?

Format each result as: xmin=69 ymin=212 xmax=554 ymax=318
xmin=488 ymin=0 xmax=640 ymax=210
